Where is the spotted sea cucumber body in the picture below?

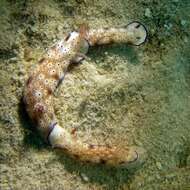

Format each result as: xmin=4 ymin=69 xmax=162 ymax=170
xmin=24 ymin=22 xmax=148 ymax=167
xmin=24 ymin=31 xmax=82 ymax=138
xmin=24 ymin=57 xmax=60 ymax=139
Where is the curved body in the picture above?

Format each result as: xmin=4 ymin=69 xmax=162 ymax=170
xmin=23 ymin=22 xmax=147 ymax=167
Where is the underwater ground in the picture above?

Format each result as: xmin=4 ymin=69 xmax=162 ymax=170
xmin=0 ymin=0 xmax=190 ymax=189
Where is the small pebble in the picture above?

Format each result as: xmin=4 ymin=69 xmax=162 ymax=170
xmin=184 ymin=37 xmax=188 ymax=43
xmin=156 ymin=162 xmax=162 ymax=170
xmin=30 ymin=26 xmax=38 ymax=33
xmin=180 ymin=20 xmax=187 ymax=26
xmin=145 ymin=8 xmax=152 ymax=18
xmin=9 ymin=57 xmax=18 ymax=63
xmin=57 ymin=25 xmax=62 ymax=33
xmin=80 ymin=173 xmax=89 ymax=182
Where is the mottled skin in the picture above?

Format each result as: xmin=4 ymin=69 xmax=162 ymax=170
xmin=24 ymin=22 xmax=147 ymax=168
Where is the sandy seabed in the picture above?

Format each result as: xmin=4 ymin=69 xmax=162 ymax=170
xmin=0 ymin=0 xmax=190 ymax=189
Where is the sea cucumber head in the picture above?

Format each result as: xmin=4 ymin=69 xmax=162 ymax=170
xmin=125 ymin=21 xmax=148 ymax=46
xmin=59 ymin=32 xmax=80 ymax=53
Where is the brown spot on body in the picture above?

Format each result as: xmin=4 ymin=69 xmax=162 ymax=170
xmin=34 ymin=103 xmax=46 ymax=115
xmin=26 ymin=76 xmax=33 ymax=86
xmin=88 ymin=144 xmax=95 ymax=149
xmin=71 ymin=128 xmax=77 ymax=135
xmin=47 ymin=88 xmax=53 ymax=95
xmin=52 ymin=73 xmax=60 ymax=80
xmin=39 ymin=58 xmax=46 ymax=64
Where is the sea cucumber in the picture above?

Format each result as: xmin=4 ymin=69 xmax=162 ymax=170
xmin=23 ymin=21 xmax=148 ymax=168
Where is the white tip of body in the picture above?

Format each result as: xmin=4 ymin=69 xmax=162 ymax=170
xmin=48 ymin=124 xmax=65 ymax=147
xmin=67 ymin=31 xmax=80 ymax=43
xmin=126 ymin=21 xmax=148 ymax=46
xmin=123 ymin=146 xmax=147 ymax=169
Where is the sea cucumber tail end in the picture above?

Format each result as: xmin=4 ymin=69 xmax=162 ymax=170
xmin=48 ymin=124 xmax=147 ymax=168
xmin=86 ymin=21 xmax=148 ymax=46
xmin=125 ymin=21 xmax=148 ymax=46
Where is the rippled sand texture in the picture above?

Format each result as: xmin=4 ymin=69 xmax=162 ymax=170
xmin=0 ymin=0 xmax=190 ymax=189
